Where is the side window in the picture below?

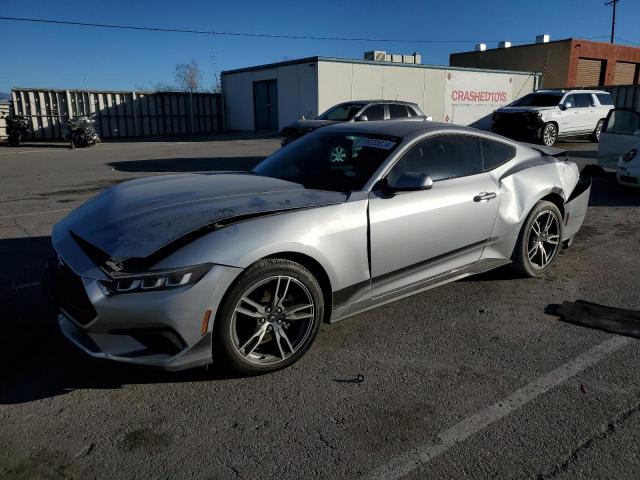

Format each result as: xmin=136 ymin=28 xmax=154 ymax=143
xmin=574 ymin=94 xmax=592 ymax=108
xmin=388 ymin=134 xmax=483 ymax=184
xmin=388 ymin=104 xmax=409 ymax=119
xmin=407 ymin=106 xmax=419 ymax=117
xmin=596 ymin=93 xmax=614 ymax=106
xmin=604 ymin=109 xmax=640 ymax=135
xmin=564 ymin=94 xmax=576 ymax=109
xmin=480 ymin=138 xmax=516 ymax=171
xmin=362 ymin=104 xmax=385 ymax=121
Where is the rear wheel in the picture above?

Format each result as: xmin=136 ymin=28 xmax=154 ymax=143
xmin=540 ymin=123 xmax=558 ymax=147
xmin=591 ymin=119 xmax=604 ymax=143
xmin=215 ymin=259 xmax=323 ymax=375
xmin=513 ymin=201 xmax=563 ymax=277
xmin=8 ymin=131 xmax=22 ymax=146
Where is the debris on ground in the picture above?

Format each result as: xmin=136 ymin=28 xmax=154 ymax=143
xmin=554 ymin=300 xmax=640 ymax=339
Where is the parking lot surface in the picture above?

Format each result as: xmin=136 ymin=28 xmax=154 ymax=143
xmin=1 ymin=135 xmax=639 ymax=480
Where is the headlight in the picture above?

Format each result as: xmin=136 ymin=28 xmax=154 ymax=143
xmin=622 ymin=148 xmax=638 ymax=163
xmin=98 ymin=263 xmax=212 ymax=295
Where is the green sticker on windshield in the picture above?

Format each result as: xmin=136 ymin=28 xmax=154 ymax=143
xmin=330 ymin=146 xmax=348 ymax=163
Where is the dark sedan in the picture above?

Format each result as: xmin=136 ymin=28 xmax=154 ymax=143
xmin=279 ymin=100 xmax=426 ymax=145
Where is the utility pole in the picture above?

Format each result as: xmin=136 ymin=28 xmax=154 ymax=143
xmin=209 ymin=48 xmax=221 ymax=93
xmin=605 ymin=0 xmax=619 ymax=44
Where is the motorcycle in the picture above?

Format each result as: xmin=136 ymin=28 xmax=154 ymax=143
xmin=64 ymin=115 xmax=100 ymax=148
xmin=5 ymin=114 xmax=33 ymax=146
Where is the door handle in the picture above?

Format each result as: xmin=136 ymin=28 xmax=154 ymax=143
xmin=474 ymin=192 xmax=497 ymax=202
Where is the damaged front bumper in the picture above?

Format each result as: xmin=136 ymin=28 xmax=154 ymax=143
xmin=48 ymin=236 xmax=242 ymax=371
xmin=491 ymin=113 xmax=544 ymax=141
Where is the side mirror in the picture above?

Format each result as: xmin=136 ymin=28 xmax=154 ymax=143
xmin=388 ymin=172 xmax=433 ymax=192
xmin=560 ymin=102 xmax=571 ymax=110
xmin=354 ymin=115 xmax=368 ymax=122
xmin=425 ymin=116 xmax=433 ymax=121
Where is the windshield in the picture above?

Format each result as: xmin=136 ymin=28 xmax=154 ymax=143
xmin=253 ymin=132 xmax=401 ymax=192
xmin=317 ymin=104 xmax=364 ymax=121
xmin=511 ymin=93 xmax=563 ymax=107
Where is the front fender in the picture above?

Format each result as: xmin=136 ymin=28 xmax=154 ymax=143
xmin=154 ymin=201 xmax=370 ymax=295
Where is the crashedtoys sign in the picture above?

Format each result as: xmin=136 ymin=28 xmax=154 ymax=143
xmin=445 ymin=71 xmax=513 ymax=128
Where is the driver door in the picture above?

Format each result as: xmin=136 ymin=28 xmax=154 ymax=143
xmin=368 ymin=134 xmax=501 ymax=298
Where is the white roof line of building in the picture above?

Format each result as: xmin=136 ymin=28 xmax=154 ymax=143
xmin=221 ymin=55 xmax=541 ymax=77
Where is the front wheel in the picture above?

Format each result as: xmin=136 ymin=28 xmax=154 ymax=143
xmin=215 ymin=259 xmax=324 ymax=375
xmin=591 ymin=119 xmax=604 ymax=143
xmin=8 ymin=131 xmax=22 ymax=146
xmin=540 ymin=122 xmax=558 ymax=147
xmin=513 ymin=201 xmax=563 ymax=277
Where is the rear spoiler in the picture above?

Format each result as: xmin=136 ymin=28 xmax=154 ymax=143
xmin=522 ymin=143 xmax=568 ymax=159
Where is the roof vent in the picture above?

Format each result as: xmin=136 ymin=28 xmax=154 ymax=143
xmin=498 ymin=41 xmax=512 ymax=48
xmin=364 ymin=50 xmax=387 ymax=61
xmin=475 ymin=43 xmax=487 ymax=51
xmin=536 ymin=34 xmax=550 ymax=44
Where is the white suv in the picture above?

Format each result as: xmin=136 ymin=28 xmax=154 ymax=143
xmin=491 ymin=89 xmax=614 ymax=146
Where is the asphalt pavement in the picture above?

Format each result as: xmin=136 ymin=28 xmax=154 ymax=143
xmin=0 ymin=135 xmax=638 ymax=480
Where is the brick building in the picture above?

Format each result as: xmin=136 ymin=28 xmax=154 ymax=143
xmin=450 ymin=38 xmax=640 ymax=89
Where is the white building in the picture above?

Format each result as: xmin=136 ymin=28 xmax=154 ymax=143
xmin=221 ymin=55 xmax=540 ymax=131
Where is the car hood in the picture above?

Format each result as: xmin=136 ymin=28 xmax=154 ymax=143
xmin=496 ymin=106 xmax=556 ymax=114
xmin=54 ymin=173 xmax=347 ymax=261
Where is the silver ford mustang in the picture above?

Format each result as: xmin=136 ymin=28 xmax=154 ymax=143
xmin=50 ymin=121 xmax=591 ymax=374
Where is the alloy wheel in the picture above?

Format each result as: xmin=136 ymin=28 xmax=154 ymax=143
xmin=543 ymin=124 xmax=557 ymax=147
xmin=595 ymin=121 xmax=603 ymax=141
xmin=230 ymin=275 xmax=315 ymax=366
xmin=526 ymin=210 xmax=561 ymax=269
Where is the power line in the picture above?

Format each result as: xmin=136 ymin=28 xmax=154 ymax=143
xmin=0 ymin=16 xmax=609 ymax=45
xmin=615 ymin=36 xmax=639 ymax=46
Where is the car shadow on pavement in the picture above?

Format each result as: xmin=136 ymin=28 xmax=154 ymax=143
xmin=108 ymin=156 xmax=265 ymax=173
xmin=0 ymin=236 xmax=242 ymax=405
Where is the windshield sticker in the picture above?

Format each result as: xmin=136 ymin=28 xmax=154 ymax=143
xmin=329 ymin=146 xmax=348 ymax=163
xmin=354 ymin=137 xmax=397 ymax=150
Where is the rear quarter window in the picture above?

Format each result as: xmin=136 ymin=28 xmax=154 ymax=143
xmin=480 ymin=138 xmax=516 ymax=171
xmin=596 ymin=93 xmax=614 ymax=106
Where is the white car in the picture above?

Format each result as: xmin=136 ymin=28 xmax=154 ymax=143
xmin=492 ymin=90 xmax=614 ymax=147
xmin=598 ymin=108 xmax=640 ymax=187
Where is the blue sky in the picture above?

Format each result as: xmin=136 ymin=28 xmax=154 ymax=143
xmin=0 ymin=0 xmax=638 ymax=92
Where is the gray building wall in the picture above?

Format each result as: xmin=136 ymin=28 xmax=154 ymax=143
xmin=222 ymin=57 xmax=539 ymax=131
xmin=222 ymin=61 xmax=318 ymax=131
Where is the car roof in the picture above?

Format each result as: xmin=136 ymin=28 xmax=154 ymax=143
xmin=334 ymin=100 xmax=419 ymax=106
xmin=533 ymin=89 xmax=610 ymax=95
xmin=320 ymin=119 xmax=478 ymax=138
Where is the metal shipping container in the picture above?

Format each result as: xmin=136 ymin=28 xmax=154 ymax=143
xmin=6 ymin=88 xmax=222 ymax=140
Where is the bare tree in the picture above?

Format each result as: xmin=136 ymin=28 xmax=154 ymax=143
xmin=149 ymin=81 xmax=175 ymax=92
xmin=175 ymin=60 xmax=202 ymax=93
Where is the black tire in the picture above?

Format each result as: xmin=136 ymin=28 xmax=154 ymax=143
xmin=591 ymin=119 xmax=605 ymax=143
xmin=540 ymin=122 xmax=558 ymax=147
xmin=512 ymin=200 xmax=563 ymax=277
xmin=72 ymin=132 xmax=86 ymax=147
xmin=215 ymin=258 xmax=324 ymax=375
xmin=8 ymin=131 xmax=22 ymax=146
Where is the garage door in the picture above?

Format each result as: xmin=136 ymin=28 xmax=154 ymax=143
xmin=576 ymin=58 xmax=605 ymax=87
xmin=613 ymin=62 xmax=637 ymax=85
